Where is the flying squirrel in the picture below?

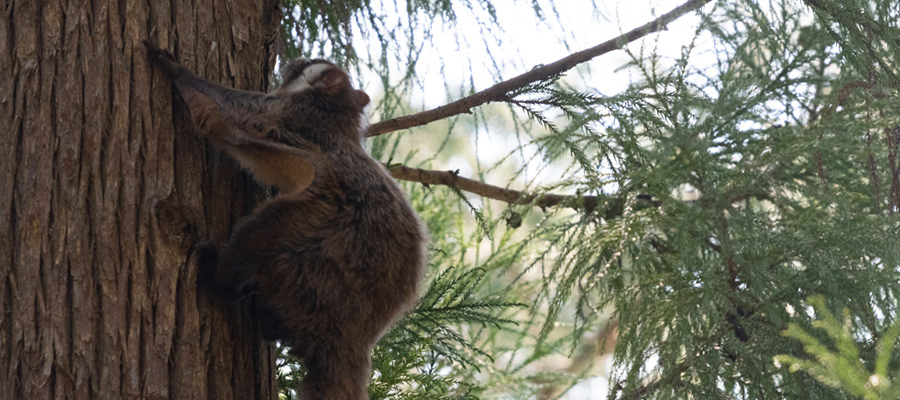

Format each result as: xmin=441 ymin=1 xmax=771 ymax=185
xmin=144 ymin=41 xmax=427 ymax=400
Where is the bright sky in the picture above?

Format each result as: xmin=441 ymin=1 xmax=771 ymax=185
xmin=415 ymin=0 xmax=705 ymax=101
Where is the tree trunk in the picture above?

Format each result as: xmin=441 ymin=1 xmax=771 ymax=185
xmin=1 ymin=1 xmax=282 ymax=398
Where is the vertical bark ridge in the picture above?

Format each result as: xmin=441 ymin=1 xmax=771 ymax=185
xmin=50 ymin=0 xmax=85 ymax=398
xmin=0 ymin=0 xmax=14 ymax=392
xmin=15 ymin=1 xmax=52 ymax=399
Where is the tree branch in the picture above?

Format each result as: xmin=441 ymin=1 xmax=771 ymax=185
xmin=366 ymin=0 xmax=712 ymax=137
xmin=388 ymin=165 xmax=604 ymax=210
xmin=388 ymin=165 xmax=660 ymax=216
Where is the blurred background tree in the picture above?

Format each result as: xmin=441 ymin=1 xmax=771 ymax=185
xmin=275 ymin=0 xmax=900 ymax=398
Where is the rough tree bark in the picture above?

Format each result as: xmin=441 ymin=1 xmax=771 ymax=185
xmin=1 ymin=0 xmax=282 ymax=398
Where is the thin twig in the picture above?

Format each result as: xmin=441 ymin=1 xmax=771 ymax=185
xmin=366 ymin=0 xmax=713 ymax=137
xmin=617 ymin=363 xmax=693 ymax=400
xmin=537 ymin=319 xmax=620 ymax=400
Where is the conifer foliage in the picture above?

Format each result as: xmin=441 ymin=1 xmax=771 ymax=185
xmin=279 ymin=0 xmax=900 ymax=398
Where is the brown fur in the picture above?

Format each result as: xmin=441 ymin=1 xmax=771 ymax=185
xmin=144 ymin=41 xmax=427 ymax=400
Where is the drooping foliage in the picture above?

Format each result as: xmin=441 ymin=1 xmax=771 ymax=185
xmin=277 ymin=0 xmax=900 ymax=398
xmin=776 ymin=296 xmax=900 ymax=400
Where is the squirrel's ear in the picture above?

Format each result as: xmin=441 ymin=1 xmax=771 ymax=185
xmin=353 ymin=90 xmax=370 ymax=108
xmin=316 ymin=68 xmax=350 ymax=95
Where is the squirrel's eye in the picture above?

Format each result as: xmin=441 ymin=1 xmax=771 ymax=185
xmin=299 ymin=60 xmax=313 ymax=69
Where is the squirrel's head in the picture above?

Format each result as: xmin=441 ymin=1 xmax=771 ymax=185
xmin=277 ymin=59 xmax=370 ymax=112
